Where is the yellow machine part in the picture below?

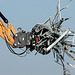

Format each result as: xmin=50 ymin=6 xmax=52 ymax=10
xmin=0 ymin=20 xmax=17 ymax=46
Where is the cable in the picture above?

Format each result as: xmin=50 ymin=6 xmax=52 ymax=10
xmin=6 ymin=42 xmax=27 ymax=56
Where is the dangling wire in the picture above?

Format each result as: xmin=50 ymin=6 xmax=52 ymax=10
xmin=54 ymin=49 xmax=71 ymax=75
xmin=52 ymin=0 xmax=72 ymax=23
xmin=63 ymin=48 xmax=75 ymax=61
xmin=6 ymin=42 xmax=27 ymax=56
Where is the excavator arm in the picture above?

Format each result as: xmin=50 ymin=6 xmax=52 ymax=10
xmin=0 ymin=12 xmax=17 ymax=46
xmin=0 ymin=12 xmax=31 ymax=49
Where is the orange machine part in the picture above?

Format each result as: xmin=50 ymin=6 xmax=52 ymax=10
xmin=0 ymin=20 xmax=17 ymax=46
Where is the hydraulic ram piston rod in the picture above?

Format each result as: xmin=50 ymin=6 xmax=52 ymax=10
xmin=46 ymin=29 xmax=70 ymax=51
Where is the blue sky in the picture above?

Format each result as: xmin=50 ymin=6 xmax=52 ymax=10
xmin=0 ymin=0 xmax=75 ymax=75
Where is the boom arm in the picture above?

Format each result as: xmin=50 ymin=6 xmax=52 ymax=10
xmin=0 ymin=12 xmax=17 ymax=46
